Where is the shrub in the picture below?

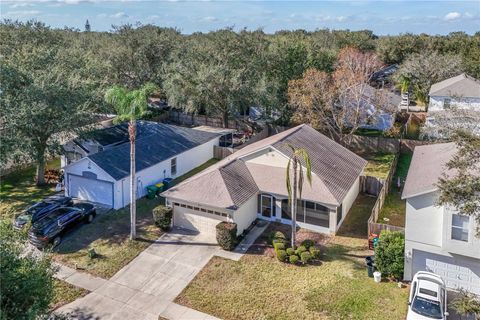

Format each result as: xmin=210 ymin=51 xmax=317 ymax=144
xmin=289 ymin=254 xmax=300 ymax=264
xmin=276 ymin=249 xmax=287 ymax=262
xmin=295 ymin=245 xmax=307 ymax=255
xmin=216 ymin=222 xmax=238 ymax=251
xmin=300 ymin=252 xmax=312 ymax=264
xmin=374 ymin=231 xmax=405 ymax=280
xmin=272 ymin=238 xmax=287 ymax=246
xmin=273 ymin=242 xmax=285 ymax=251
xmin=274 ymin=231 xmax=286 ymax=240
xmin=152 ymin=206 xmax=173 ymax=231
xmin=309 ymin=246 xmax=321 ymax=259
xmin=286 ymin=247 xmax=295 ymax=255
xmin=301 ymin=239 xmax=315 ymax=249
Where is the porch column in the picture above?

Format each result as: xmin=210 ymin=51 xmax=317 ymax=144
xmin=329 ymin=208 xmax=337 ymax=234
xmin=275 ymin=198 xmax=282 ymax=221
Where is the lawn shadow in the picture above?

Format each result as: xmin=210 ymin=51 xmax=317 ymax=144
xmin=336 ymin=193 xmax=377 ymax=240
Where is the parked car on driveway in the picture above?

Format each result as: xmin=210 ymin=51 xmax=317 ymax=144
xmin=407 ymin=271 xmax=449 ymax=320
xmin=13 ymin=196 xmax=73 ymax=230
xmin=28 ymin=203 xmax=96 ymax=249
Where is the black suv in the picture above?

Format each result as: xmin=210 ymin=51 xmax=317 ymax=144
xmin=28 ymin=203 xmax=96 ymax=249
xmin=13 ymin=196 xmax=73 ymax=230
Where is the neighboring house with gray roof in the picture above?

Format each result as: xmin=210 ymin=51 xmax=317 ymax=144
xmin=162 ymin=124 xmax=367 ymax=240
xmin=428 ymin=73 xmax=480 ymax=112
xmin=402 ymin=143 xmax=480 ymax=294
xmin=63 ymin=121 xmax=221 ymax=209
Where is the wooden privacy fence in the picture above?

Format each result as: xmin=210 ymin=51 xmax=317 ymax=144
xmin=213 ymin=127 xmax=269 ymax=160
xmin=360 ymin=175 xmax=384 ymax=196
xmin=168 ymin=111 xmax=237 ymax=129
xmin=366 ymin=154 xmax=405 ymax=235
xmin=213 ymin=145 xmax=234 ymax=159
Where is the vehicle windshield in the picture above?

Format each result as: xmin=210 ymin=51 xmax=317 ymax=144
xmin=412 ymin=296 xmax=443 ymax=319
xmin=27 ymin=202 xmax=49 ymax=215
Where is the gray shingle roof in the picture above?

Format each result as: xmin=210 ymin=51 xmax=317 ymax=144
xmin=401 ymin=143 xmax=457 ymax=199
xmin=162 ymin=124 xmax=367 ymax=209
xmin=89 ymin=121 xmax=220 ymax=180
xmin=429 ymin=73 xmax=480 ymax=98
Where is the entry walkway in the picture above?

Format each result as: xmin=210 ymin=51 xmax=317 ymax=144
xmin=55 ymin=223 xmax=268 ymax=320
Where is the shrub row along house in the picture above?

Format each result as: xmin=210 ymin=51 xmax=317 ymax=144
xmin=62 ymin=121 xmax=222 ymax=209
xmin=162 ymin=124 xmax=367 ymax=242
xmin=402 ymin=143 xmax=480 ymax=294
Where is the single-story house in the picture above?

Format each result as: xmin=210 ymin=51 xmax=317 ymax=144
xmin=342 ymin=84 xmax=400 ymax=132
xmin=162 ymin=124 xmax=367 ymax=241
xmin=402 ymin=143 xmax=480 ymax=294
xmin=428 ymin=73 xmax=480 ymax=112
xmin=63 ymin=121 xmax=221 ymax=209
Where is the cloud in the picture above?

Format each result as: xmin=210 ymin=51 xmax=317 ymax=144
xmin=444 ymin=12 xmax=461 ymax=21
xmin=200 ymin=16 xmax=218 ymax=22
xmin=9 ymin=3 xmax=36 ymax=8
xmin=111 ymin=12 xmax=128 ymax=19
xmin=4 ymin=10 xmax=41 ymax=17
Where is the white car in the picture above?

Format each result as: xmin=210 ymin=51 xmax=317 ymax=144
xmin=407 ymin=271 xmax=449 ymax=320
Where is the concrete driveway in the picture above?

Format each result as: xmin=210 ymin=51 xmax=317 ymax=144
xmin=57 ymin=228 xmax=229 ymax=320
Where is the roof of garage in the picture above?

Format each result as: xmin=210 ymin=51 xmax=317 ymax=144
xmin=162 ymin=124 xmax=367 ymax=209
xmin=87 ymin=121 xmax=220 ymax=180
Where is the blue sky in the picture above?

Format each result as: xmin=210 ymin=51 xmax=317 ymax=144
xmin=1 ymin=0 xmax=479 ymax=35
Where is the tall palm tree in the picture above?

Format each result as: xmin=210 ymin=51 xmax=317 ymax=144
xmin=104 ymin=83 xmax=157 ymax=240
xmin=285 ymin=145 xmax=312 ymax=248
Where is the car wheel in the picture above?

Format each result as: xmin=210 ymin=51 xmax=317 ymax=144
xmin=86 ymin=213 xmax=95 ymax=223
xmin=52 ymin=236 xmax=62 ymax=248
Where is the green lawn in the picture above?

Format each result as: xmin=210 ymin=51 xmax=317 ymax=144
xmin=50 ymin=279 xmax=88 ymax=311
xmin=363 ymin=153 xmax=396 ymax=180
xmin=337 ymin=194 xmax=377 ymax=238
xmin=176 ymin=235 xmax=409 ymax=320
xmin=377 ymin=153 xmax=413 ymax=227
xmin=0 ymin=159 xmax=60 ymax=220
xmin=171 ymin=158 xmax=218 ymax=186
xmin=53 ymin=197 xmax=164 ymax=278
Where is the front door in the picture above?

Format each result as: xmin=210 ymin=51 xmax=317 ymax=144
xmin=261 ymin=194 xmax=273 ymax=218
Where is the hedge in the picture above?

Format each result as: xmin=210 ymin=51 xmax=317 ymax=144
xmin=152 ymin=206 xmax=173 ymax=231
xmin=216 ymin=222 xmax=238 ymax=251
xmin=375 ymin=231 xmax=405 ymax=280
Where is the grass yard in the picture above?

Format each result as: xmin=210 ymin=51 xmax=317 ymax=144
xmin=363 ymin=153 xmax=396 ymax=180
xmin=0 ymin=159 xmax=60 ymax=220
xmin=378 ymin=152 xmax=413 ymax=227
xmin=53 ymin=197 xmax=164 ymax=278
xmin=50 ymin=279 xmax=88 ymax=311
xmin=176 ymin=235 xmax=409 ymax=320
xmin=171 ymin=158 xmax=218 ymax=186
xmin=336 ymin=193 xmax=377 ymax=238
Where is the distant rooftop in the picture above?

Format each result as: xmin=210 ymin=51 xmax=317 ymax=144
xmin=429 ymin=73 xmax=480 ymax=98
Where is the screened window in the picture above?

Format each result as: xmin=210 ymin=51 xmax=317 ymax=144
xmin=451 ymin=214 xmax=469 ymax=242
xmin=171 ymin=158 xmax=177 ymax=175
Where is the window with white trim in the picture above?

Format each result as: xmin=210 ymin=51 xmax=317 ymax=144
xmin=171 ymin=158 xmax=177 ymax=176
xmin=451 ymin=214 xmax=469 ymax=242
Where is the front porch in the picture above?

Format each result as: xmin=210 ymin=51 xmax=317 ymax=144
xmin=255 ymin=193 xmax=340 ymax=234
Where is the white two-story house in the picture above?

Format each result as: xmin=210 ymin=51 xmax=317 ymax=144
xmin=402 ymin=143 xmax=480 ymax=294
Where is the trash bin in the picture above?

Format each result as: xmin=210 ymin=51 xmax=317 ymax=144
xmin=366 ymin=262 xmax=375 ymax=278
xmin=373 ymin=271 xmax=382 ymax=283
xmin=146 ymin=185 xmax=158 ymax=199
xmin=155 ymin=183 xmax=164 ymax=194
xmin=162 ymin=178 xmax=173 ymax=190
xmin=365 ymin=256 xmax=374 ymax=265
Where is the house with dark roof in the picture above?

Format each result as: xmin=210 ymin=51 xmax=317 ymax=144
xmin=401 ymin=143 xmax=479 ymax=294
xmin=162 ymin=124 xmax=367 ymax=240
xmin=63 ymin=121 xmax=221 ymax=209
xmin=428 ymin=73 xmax=480 ymax=112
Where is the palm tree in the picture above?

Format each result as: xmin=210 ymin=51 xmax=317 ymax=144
xmin=285 ymin=145 xmax=312 ymax=248
xmin=104 ymin=83 xmax=157 ymax=240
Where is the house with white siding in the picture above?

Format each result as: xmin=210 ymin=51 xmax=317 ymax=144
xmin=162 ymin=124 xmax=367 ymax=241
xmin=63 ymin=121 xmax=221 ymax=209
xmin=428 ymin=73 xmax=480 ymax=112
xmin=402 ymin=143 xmax=480 ymax=294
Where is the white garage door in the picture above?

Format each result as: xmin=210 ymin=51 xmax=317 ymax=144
xmin=413 ymin=250 xmax=480 ymax=294
xmin=173 ymin=208 xmax=222 ymax=242
xmin=69 ymin=175 xmax=114 ymax=207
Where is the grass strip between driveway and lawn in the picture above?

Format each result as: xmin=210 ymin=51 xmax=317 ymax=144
xmin=50 ymin=279 xmax=89 ymax=311
xmin=176 ymin=236 xmax=408 ymax=320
